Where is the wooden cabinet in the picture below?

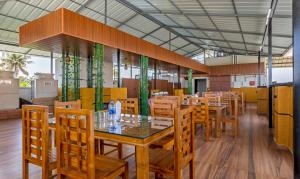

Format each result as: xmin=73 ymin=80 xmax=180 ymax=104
xmin=273 ymin=85 xmax=293 ymax=152
xmin=80 ymin=88 xmax=95 ymax=110
xmin=274 ymin=113 xmax=293 ymax=152
xmin=103 ymin=88 xmax=127 ymax=103
xmin=257 ymin=87 xmax=268 ymax=115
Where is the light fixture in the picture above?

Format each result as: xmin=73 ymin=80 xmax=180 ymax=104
xmin=265 ymin=8 xmax=272 ymax=25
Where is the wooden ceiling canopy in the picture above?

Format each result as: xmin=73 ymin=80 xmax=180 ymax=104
xmin=19 ymin=8 xmax=209 ymax=74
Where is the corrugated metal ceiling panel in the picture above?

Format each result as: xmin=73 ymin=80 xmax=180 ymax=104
xmin=201 ymin=0 xmax=234 ymax=14
xmin=222 ymin=32 xmax=243 ymax=42
xmin=126 ymin=15 xmax=160 ymax=34
xmin=239 ymin=17 xmax=265 ymax=33
xmin=235 ymin=0 xmax=270 ymax=15
xmin=211 ymin=16 xmax=240 ymax=31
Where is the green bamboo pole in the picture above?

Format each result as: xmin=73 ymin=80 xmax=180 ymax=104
xmin=188 ymin=68 xmax=193 ymax=95
xmin=87 ymin=56 xmax=93 ymax=88
xmin=73 ymin=54 xmax=80 ymax=100
xmin=140 ymin=55 xmax=149 ymax=116
xmin=62 ymin=52 xmax=67 ymax=102
xmin=95 ymin=44 xmax=104 ymax=111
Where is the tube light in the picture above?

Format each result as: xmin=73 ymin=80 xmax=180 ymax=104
xmin=265 ymin=8 xmax=272 ymax=25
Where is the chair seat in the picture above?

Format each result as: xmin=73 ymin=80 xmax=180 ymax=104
xmin=150 ymin=134 xmax=174 ymax=150
xmin=95 ymin=155 xmax=127 ymax=178
xmin=149 ymin=148 xmax=174 ymax=175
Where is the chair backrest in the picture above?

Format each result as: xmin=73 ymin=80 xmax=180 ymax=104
xmin=154 ymin=96 xmax=180 ymax=107
xmin=174 ymin=107 xmax=194 ymax=175
xmin=232 ymin=94 xmax=239 ymax=120
xmin=150 ymin=99 xmax=177 ymax=118
xmin=206 ymin=96 xmax=221 ymax=106
xmin=54 ymin=100 xmax=81 ymax=110
xmin=22 ymin=105 xmax=49 ymax=166
xmin=192 ymin=97 xmax=209 ymax=123
xmin=55 ymin=108 xmax=95 ymax=178
xmin=120 ymin=98 xmax=139 ymax=115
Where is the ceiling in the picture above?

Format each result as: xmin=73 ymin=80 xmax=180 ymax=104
xmin=0 ymin=0 xmax=292 ymax=59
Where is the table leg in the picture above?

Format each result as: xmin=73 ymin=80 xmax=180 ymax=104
xmin=136 ymin=145 xmax=149 ymax=179
xmin=216 ymin=109 xmax=222 ymax=138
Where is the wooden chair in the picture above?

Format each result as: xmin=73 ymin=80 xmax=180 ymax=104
xmin=154 ymin=96 xmax=180 ymax=107
xmin=22 ymin=105 xmax=56 ymax=179
xmin=222 ymin=95 xmax=239 ymax=137
xmin=54 ymin=100 xmax=81 ymax=115
xmin=149 ymin=107 xmax=195 ymax=179
xmin=220 ymin=92 xmax=232 ymax=117
xmin=120 ymin=98 xmax=139 ymax=115
xmin=100 ymin=98 xmax=139 ymax=160
xmin=55 ymin=108 xmax=129 ymax=179
xmin=191 ymin=97 xmax=211 ymax=141
xmin=150 ymin=99 xmax=177 ymax=150
xmin=150 ymin=99 xmax=177 ymax=118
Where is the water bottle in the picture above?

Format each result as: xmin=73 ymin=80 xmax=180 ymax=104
xmin=115 ymin=100 xmax=121 ymax=121
xmin=108 ymin=100 xmax=116 ymax=120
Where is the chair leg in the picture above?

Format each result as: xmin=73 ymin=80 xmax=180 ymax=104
xmin=118 ymin=143 xmax=123 ymax=159
xmin=189 ymin=160 xmax=195 ymax=179
xmin=122 ymin=163 xmax=129 ymax=179
xmin=100 ymin=139 xmax=104 ymax=155
xmin=205 ymin=124 xmax=210 ymax=141
xmin=22 ymin=159 xmax=29 ymax=179
xmin=95 ymin=139 xmax=99 ymax=155
xmin=42 ymin=165 xmax=49 ymax=179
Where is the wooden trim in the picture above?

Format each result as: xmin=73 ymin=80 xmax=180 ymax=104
xmin=19 ymin=8 xmax=209 ymax=73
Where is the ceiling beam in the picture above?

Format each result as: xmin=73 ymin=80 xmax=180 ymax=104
xmin=231 ymin=0 xmax=248 ymax=53
xmin=168 ymin=25 xmax=292 ymax=38
xmin=165 ymin=0 xmax=225 ymax=53
xmin=184 ymin=35 xmax=288 ymax=49
xmin=115 ymin=0 xmax=205 ymax=51
xmin=142 ymin=10 xmax=292 ymax=18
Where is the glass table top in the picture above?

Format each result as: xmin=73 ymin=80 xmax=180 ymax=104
xmin=49 ymin=112 xmax=174 ymax=139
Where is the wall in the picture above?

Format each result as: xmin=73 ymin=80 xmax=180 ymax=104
xmin=231 ymin=75 xmax=267 ymax=88
xmin=19 ymin=87 xmax=32 ymax=100
xmin=205 ymin=55 xmax=259 ymax=66
xmin=272 ymin=67 xmax=293 ymax=83
xmin=0 ymin=71 xmax=19 ymax=110
xmin=55 ymin=58 xmax=116 ymax=88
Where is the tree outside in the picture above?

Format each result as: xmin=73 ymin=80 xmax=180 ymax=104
xmin=0 ymin=53 xmax=34 ymax=87
xmin=0 ymin=53 xmax=32 ymax=77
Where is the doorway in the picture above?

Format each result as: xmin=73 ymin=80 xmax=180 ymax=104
xmin=194 ymin=78 xmax=207 ymax=96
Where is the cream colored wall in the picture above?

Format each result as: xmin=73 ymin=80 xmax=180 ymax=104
xmin=0 ymin=71 xmax=19 ymax=110
xmin=55 ymin=58 xmax=116 ymax=88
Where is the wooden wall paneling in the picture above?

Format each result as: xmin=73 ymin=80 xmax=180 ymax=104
xmin=116 ymin=31 xmax=124 ymax=50
xmin=20 ymin=8 xmax=210 ymax=74
xmin=122 ymin=78 xmax=139 ymax=98
xmin=102 ymin=25 xmax=111 ymax=46
xmin=19 ymin=9 xmax=63 ymax=46
xmin=93 ymin=21 xmax=103 ymax=43
xmin=110 ymin=28 xmax=118 ymax=48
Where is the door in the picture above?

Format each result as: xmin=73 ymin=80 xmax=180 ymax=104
xmin=195 ymin=79 xmax=207 ymax=96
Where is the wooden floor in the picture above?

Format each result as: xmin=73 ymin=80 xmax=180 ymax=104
xmin=0 ymin=104 xmax=293 ymax=179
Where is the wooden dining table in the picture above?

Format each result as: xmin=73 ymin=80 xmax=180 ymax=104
xmin=181 ymin=103 xmax=226 ymax=138
xmin=49 ymin=113 xmax=174 ymax=179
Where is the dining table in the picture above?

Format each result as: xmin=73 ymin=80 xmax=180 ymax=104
xmin=181 ymin=102 xmax=227 ymax=138
xmin=49 ymin=112 xmax=174 ymax=179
